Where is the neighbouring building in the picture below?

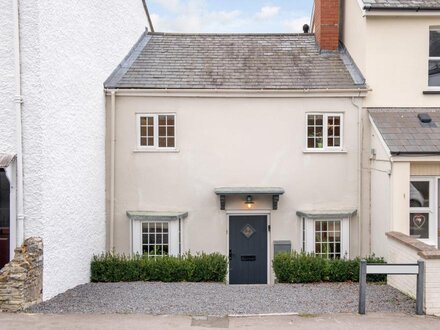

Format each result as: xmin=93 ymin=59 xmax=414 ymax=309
xmin=0 ymin=0 xmax=146 ymax=300
xmin=339 ymin=0 xmax=440 ymax=257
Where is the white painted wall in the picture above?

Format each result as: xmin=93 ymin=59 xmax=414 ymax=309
xmin=0 ymin=0 xmax=146 ymax=300
xmin=0 ymin=0 xmax=15 ymax=153
xmin=108 ymin=94 xmax=363 ymax=270
xmin=388 ymin=235 xmax=440 ymax=316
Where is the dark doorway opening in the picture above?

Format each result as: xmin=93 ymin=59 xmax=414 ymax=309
xmin=0 ymin=169 xmax=10 ymax=269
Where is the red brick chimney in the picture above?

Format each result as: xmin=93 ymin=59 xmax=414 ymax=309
xmin=313 ymin=0 xmax=340 ymax=51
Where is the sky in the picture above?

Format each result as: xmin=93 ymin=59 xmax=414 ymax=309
xmin=148 ymin=0 xmax=314 ymax=33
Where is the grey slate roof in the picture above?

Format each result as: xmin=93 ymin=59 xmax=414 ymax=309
xmin=105 ymin=32 xmax=366 ymax=90
xmin=369 ymin=108 xmax=440 ymax=154
xmin=362 ymin=0 xmax=440 ymax=10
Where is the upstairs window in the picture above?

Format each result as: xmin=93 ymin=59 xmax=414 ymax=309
xmin=306 ymin=113 xmax=343 ymax=151
xmin=137 ymin=114 xmax=176 ymax=149
xmin=429 ymin=28 xmax=440 ymax=87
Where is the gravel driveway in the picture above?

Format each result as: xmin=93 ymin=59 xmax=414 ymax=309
xmin=28 ymin=282 xmax=415 ymax=315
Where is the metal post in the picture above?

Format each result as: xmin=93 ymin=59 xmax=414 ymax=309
xmin=359 ymin=259 xmax=367 ymax=314
xmin=416 ymin=260 xmax=425 ymax=315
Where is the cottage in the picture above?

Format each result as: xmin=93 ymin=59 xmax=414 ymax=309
xmin=104 ymin=20 xmax=368 ymax=283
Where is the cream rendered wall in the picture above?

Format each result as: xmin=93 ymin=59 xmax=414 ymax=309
xmin=411 ymin=163 xmax=440 ymax=176
xmin=369 ymin=122 xmax=392 ymax=258
xmin=109 ymin=94 xmax=363 ymax=268
xmin=341 ymin=0 xmax=367 ymax=74
xmin=0 ymin=1 xmax=146 ymax=300
xmin=365 ymin=16 xmax=440 ymax=107
xmin=390 ymin=162 xmax=411 ymax=234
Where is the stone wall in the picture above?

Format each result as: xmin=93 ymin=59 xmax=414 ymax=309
xmin=0 ymin=237 xmax=43 ymax=312
xmin=387 ymin=231 xmax=440 ymax=316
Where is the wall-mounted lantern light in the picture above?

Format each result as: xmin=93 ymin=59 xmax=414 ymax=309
xmin=245 ymin=195 xmax=254 ymax=209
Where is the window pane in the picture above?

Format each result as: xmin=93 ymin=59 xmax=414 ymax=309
xmin=148 ymin=127 xmax=154 ymax=136
xmin=314 ymin=220 xmax=341 ymax=259
xmin=167 ymin=137 xmax=175 ymax=147
xmin=316 ymin=116 xmax=323 ymax=125
xmin=409 ymin=213 xmax=429 ymax=239
xmin=316 ymin=137 xmax=323 ymax=148
xmin=167 ymin=127 xmax=175 ymax=136
xmin=430 ymin=30 xmax=440 ymax=57
xmin=140 ymin=137 xmax=147 ymax=146
xmin=159 ymin=126 xmax=166 ymax=136
xmin=159 ymin=115 xmax=166 ymax=125
xmin=148 ymin=117 xmax=154 ymax=125
xmin=410 ymin=181 xmax=430 ymax=207
xmin=429 ymin=60 xmax=440 ymax=86
xmin=159 ymin=138 xmax=166 ymax=148
xmin=141 ymin=127 xmax=147 ymax=136
xmin=167 ymin=116 xmax=175 ymax=125
xmin=141 ymin=117 xmax=147 ymax=125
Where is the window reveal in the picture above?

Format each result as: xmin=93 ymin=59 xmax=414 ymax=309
xmin=429 ymin=29 xmax=440 ymax=87
xmin=138 ymin=114 xmax=176 ymax=149
xmin=142 ymin=222 xmax=169 ymax=258
xmin=307 ymin=114 xmax=343 ymax=150
xmin=314 ymin=220 xmax=342 ymax=259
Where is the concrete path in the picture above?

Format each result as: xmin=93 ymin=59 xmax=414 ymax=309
xmin=0 ymin=313 xmax=439 ymax=330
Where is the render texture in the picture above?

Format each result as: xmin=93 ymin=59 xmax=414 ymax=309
xmin=0 ymin=0 xmax=146 ymax=299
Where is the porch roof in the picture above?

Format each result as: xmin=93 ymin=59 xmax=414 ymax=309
xmin=126 ymin=211 xmax=188 ymax=221
xmin=0 ymin=154 xmax=16 ymax=168
xmin=296 ymin=209 xmax=357 ymax=219
xmin=369 ymin=108 xmax=440 ymax=155
xmin=362 ymin=0 xmax=440 ymax=10
xmin=214 ymin=187 xmax=285 ymax=195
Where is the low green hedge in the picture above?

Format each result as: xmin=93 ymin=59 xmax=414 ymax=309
xmin=91 ymin=252 xmax=228 ymax=283
xmin=273 ymin=252 xmax=386 ymax=283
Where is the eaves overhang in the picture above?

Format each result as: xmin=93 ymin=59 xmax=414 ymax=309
xmin=104 ymin=88 xmax=369 ymax=98
xmin=363 ymin=5 xmax=440 ymax=16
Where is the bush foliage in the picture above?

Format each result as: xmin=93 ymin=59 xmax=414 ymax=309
xmin=91 ymin=252 xmax=228 ymax=283
xmin=273 ymin=252 xmax=386 ymax=283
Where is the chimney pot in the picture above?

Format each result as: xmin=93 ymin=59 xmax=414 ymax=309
xmin=303 ymin=24 xmax=310 ymax=33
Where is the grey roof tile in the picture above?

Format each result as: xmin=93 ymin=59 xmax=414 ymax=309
xmin=362 ymin=0 xmax=440 ymax=9
xmin=369 ymin=108 xmax=440 ymax=154
xmin=105 ymin=33 xmax=366 ymax=90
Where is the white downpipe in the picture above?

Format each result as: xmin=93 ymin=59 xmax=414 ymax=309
xmin=352 ymin=96 xmax=363 ymax=257
xmin=109 ymin=91 xmax=116 ymax=250
xmin=13 ymin=0 xmax=25 ymax=247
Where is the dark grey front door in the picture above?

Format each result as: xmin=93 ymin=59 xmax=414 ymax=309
xmin=229 ymin=215 xmax=267 ymax=284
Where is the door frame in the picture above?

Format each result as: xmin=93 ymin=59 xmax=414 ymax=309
xmin=409 ymin=176 xmax=438 ymax=247
xmin=1 ymin=162 xmax=16 ymax=262
xmin=226 ymin=210 xmax=271 ymax=285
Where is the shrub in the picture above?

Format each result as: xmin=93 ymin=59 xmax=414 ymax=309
xmin=273 ymin=252 xmax=386 ymax=284
xmin=91 ymin=252 xmax=228 ymax=283
xmin=273 ymin=252 xmax=327 ymax=283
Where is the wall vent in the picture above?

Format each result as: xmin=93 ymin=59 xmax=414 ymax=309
xmin=418 ymin=113 xmax=432 ymax=124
